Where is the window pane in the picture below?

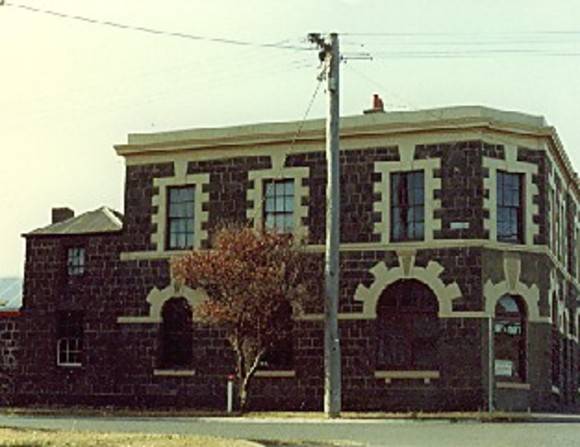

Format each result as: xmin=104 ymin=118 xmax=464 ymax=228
xmin=391 ymin=207 xmax=401 ymax=241
xmin=391 ymin=174 xmax=400 ymax=206
xmin=284 ymin=195 xmax=294 ymax=213
xmin=390 ymin=171 xmax=424 ymax=242
xmin=265 ymin=181 xmax=274 ymax=196
xmin=283 ymin=214 xmax=294 ymax=232
xmin=263 ymin=179 xmax=294 ymax=233
xmin=275 ymin=194 xmax=285 ymax=212
xmin=414 ymin=206 xmax=424 ymax=223
xmin=167 ymin=187 xmax=195 ymax=249
xmin=265 ymin=214 xmax=275 ymax=230
xmin=284 ymin=180 xmax=294 ymax=196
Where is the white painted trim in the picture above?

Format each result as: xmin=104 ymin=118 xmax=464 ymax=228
xmin=373 ymin=142 xmax=441 ymax=244
xmin=151 ymin=163 xmax=210 ymax=252
xmin=119 ymin=240 xmax=580 ymax=293
xmin=354 ymin=252 xmax=461 ymax=318
xmin=117 ymin=282 xmax=208 ymax=324
xmin=246 ymin=152 xmax=309 ymax=241
xmin=496 ymin=382 xmax=531 ymax=390
xmin=153 ymin=369 xmax=195 ymax=377
xmin=375 ymin=370 xmax=440 ymax=384
xmin=483 ymin=252 xmax=545 ymax=322
xmin=482 ymin=147 xmax=539 ymax=246
xmin=254 ymin=370 xmax=296 ymax=378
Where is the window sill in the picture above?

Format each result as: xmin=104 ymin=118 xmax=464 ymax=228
xmin=375 ymin=370 xmax=439 ymax=384
xmin=153 ymin=369 xmax=195 ymax=377
xmin=496 ymin=381 xmax=530 ymax=390
xmin=254 ymin=370 xmax=296 ymax=378
xmin=57 ymin=363 xmax=82 ymax=368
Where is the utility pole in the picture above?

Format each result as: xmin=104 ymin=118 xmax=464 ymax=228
xmin=308 ymin=32 xmax=341 ymax=418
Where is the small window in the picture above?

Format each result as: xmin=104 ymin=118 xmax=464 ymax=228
xmin=390 ymin=171 xmax=424 ymax=242
xmin=497 ymin=171 xmax=524 ymax=243
xmin=167 ymin=186 xmax=195 ymax=250
xmin=264 ymin=179 xmax=294 ymax=233
xmin=160 ymin=298 xmax=193 ymax=369
xmin=57 ymin=311 xmax=83 ymax=367
xmin=67 ymin=247 xmax=85 ymax=276
xmin=494 ymin=295 xmax=527 ymax=382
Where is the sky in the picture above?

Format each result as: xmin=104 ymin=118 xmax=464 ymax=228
xmin=1 ymin=0 xmax=580 ymax=278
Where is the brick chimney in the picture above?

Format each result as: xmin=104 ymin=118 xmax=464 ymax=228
xmin=52 ymin=207 xmax=74 ymax=224
xmin=363 ymin=93 xmax=385 ymax=114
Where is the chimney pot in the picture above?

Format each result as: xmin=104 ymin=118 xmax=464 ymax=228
xmin=52 ymin=207 xmax=74 ymax=224
xmin=364 ymin=93 xmax=385 ymax=114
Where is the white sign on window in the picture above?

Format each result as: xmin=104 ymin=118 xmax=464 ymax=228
xmin=494 ymin=359 xmax=513 ymax=377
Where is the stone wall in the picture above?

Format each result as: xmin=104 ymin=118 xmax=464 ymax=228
xmin=13 ymin=137 xmax=580 ymax=413
xmin=0 ymin=312 xmax=20 ymax=403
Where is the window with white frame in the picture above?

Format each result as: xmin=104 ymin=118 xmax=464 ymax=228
xmin=67 ymin=247 xmax=85 ymax=276
xmin=167 ymin=186 xmax=195 ymax=250
xmin=57 ymin=311 xmax=83 ymax=367
xmin=263 ymin=179 xmax=294 ymax=233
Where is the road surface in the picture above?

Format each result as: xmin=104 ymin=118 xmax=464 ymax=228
xmin=0 ymin=414 xmax=578 ymax=446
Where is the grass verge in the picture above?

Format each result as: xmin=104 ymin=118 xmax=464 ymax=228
xmin=0 ymin=427 xmax=257 ymax=447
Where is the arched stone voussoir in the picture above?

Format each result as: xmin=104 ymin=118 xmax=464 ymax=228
xmin=146 ymin=281 xmax=209 ymax=323
xmin=353 ymin=258 xmax=463 ymax=319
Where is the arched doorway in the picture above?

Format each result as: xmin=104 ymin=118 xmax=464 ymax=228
xmin=376 ymin=279 xmax=440 ymax=370
xmin=494 ymin=294 xmax=527 ymax=382
xmin=159 ymin=297 xmax=193 ymax=369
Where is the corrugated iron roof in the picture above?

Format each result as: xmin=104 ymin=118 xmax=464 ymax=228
xmin=26 ymin=206 xmax=123 ymax=236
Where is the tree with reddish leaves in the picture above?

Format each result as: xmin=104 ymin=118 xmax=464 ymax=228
xmin=171 ymin=225 xmax=318 ymax=412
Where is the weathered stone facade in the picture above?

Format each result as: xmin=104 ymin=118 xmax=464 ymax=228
xmin=12 ymin=106 xmax=580 ymax=412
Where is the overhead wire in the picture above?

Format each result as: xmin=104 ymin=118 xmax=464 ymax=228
xmin=4 ymin=1 xmax=314 ymax=51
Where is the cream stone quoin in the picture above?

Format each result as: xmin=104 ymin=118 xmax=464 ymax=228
xmin=246 ymin=151 xmax=310 ymax=241
xmin=151 ymin=159 xmax=210 ymax=252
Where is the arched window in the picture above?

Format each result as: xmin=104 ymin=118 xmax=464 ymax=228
xmin=259 ymin=300 xmax=294 ymax=370
xmin=376 ymin=279 xmax=439 ymax=370
xmin=494 ymin=295 xmax=527 ymax=382
xmin=159 ymin=298 xmax=193 ymax=369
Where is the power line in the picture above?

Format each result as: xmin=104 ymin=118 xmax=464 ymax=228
xmin=288 ymin=78 xmax=324 ymax=151
xmin=342 ymin=31 xmax=580 ymax=37
xmin=4 ymin=2 xmax=314 ymax=51
xmin=369 ymin=49 xmax=580 ymax=59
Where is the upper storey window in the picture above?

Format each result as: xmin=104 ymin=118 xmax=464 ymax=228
xmin=497 ymin=171 xmax=523 ymax=243
xmin=264 ymin=179 xmax=294 ymax=233
xmin=167 ymin=186 xmax=195 ymax=250
xmin=390 ymin=171 xmax=424 ymax=242
xmin=67 ymin=247 xmax=85 ymax=276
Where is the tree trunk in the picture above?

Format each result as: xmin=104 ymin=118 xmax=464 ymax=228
xmin=239 ymin=380 xmax=249 ymax=413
